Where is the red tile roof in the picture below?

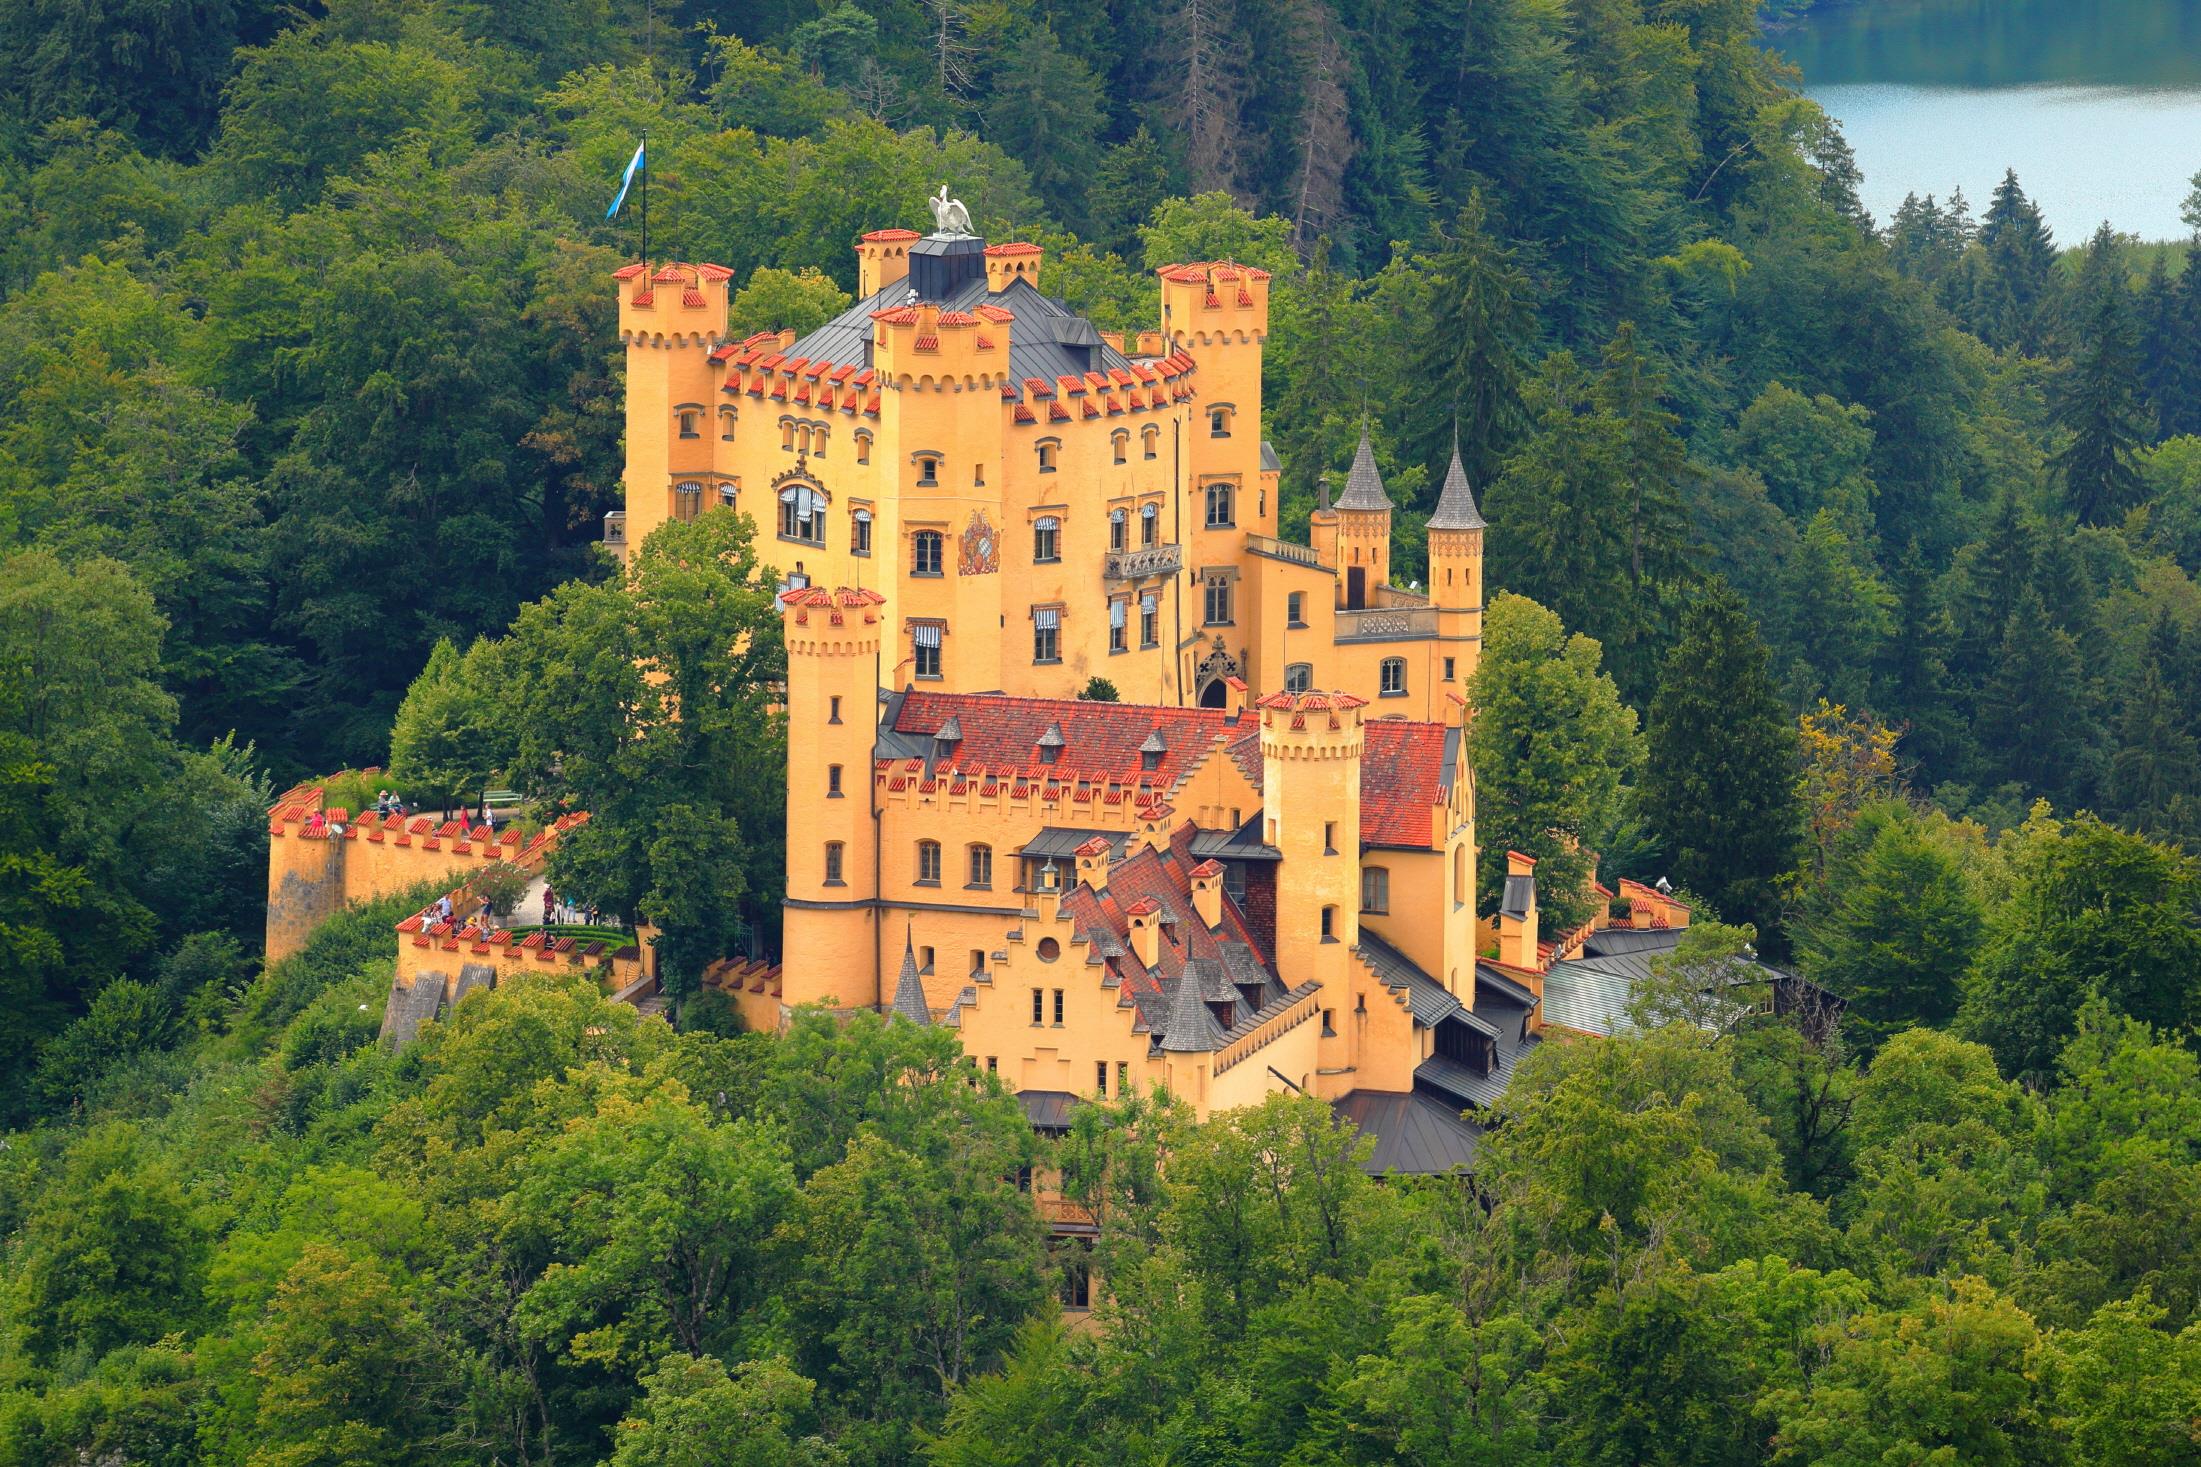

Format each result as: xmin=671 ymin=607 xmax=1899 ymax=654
xmin=1060 ymin=829 xmax=1275 ymax=1031
xmin=1362 ymin=721 xmax=1448 ymax=849
xmin=892 ymin=692 xmax=1242 ymax=786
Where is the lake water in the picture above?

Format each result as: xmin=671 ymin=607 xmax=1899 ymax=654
xmin=1773 ymin=0 xmax=2201 ymax=240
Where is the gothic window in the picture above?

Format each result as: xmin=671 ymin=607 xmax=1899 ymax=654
xmin=1141 ymin=502 xmax=1160 ymax=547
xmin=851 ymin=506 xmax=872 ymax=556
xmin=778 ymin=485 xmax=825 ymax=545
xmin=1110 ymin=507 xmax=1128 ymax=551
xmin=917 ymin=840 xmax=942 ymax=884
xmin=1285 ymin=662 xmax=1313 ymax=693
xmin=824 ymin=842 xmax=844 ymax=884
xmin=1203 ymin=576 xmax=1232 ymax=626
xmin=1380 ymin=657 xmax=1406 ymax=696
xmin=913 ymin=530 xmax=944 ymax=576
xmin=968 ymin=844 xmax=993 ymax=888
xmin=1204 ymin=480 xmax=1233 ymax=528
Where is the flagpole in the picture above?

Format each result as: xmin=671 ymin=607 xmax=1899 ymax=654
xmin=640 ymin=131 xmax=649 ymax=269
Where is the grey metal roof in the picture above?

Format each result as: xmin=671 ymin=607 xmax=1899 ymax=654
xmin=1020 ymin=827 xmax=1129 ymax=861
xmin=379 ymin=971 xmax=447 ymax=1049
xmin=785 ymin=271 xmax=1136 ymax=390
xmin=1540 ymin=955 xmax=1644 ymax=1037
xmin=1473 ymin=962 xmax=1540 ymax=1012
xmin=1500 ymin=872 xmax=1536 ymax=919
xmin=1036 ymin=722 xmax=1065 ymax=748
xmin=1427 ymin=439 xmax=1487 ymax=530
xmin=933 ymin=715 xmax=962 ymax=743
xmin=1333 ymin=1089 xmax=1485 ymax=1174
xmin=1581 ymin=926 xmax=1686 ymax=958
xmin=1188 ymin=817 xmax=1281 ymax=863
xmin=1260 ymin=439 xmax=1282 ymax=473
xmin=1139 ymin=728 xmax=1168 ymax=755
xmin=1017 ymin=1089 xmax=1083 ymax=1132
xmin=890 ymin=935 xmax=931 ymax=1024
xmin=1335 ymin=428 xmax=1393 ymax=512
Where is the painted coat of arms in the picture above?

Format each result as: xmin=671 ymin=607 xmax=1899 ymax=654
xmin=959 ymin=510 xmax=999 ymax=575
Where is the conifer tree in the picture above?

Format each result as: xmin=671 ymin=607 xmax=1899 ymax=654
xmin=1878 ymin=540 xmax=1967 ymax=784
xmin=1641 ymin=583 xmax=1804 ymax=946
xmin=1407 ymin=191 xmax=1536 ymax=487
xmin=2054 ymin=223 xmax=2149 ymax=526
xmin=2135 ymin=250 xmax=2188 ymax=437
xmin=1972 ymin=169 xmax=2059 ymax=354
xmin=1979 ymin=588 xmax=2088 ymax=807
xmin=2110 ymin=613 xmax=2201 ymax=841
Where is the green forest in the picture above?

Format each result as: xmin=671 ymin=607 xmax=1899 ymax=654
xmin=5 ymin=0 xmax=2201 ymax=1461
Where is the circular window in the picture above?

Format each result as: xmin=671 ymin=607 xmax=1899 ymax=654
xmin=1036 ymin=937 xmax=1060 ymax=962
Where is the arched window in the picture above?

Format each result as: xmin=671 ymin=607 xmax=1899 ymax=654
xmin=780 ymin=420 xmax=796 ymax=451
xmin=1140 ymin=502 xmax=1160 ymax=546
xmin=913 ymin=530 xmax=944 ymax=576
xmin=968 ymin=843 xmax=993 ymax=888
xmin=917 ymin=840 xmax=942 ymax=884
xmin=1111 ymin=429 xmax=1129 ymax=464
xmin=1360 ymin=866 xmax=1389 ymax=914
xmin=1380 ymin=657 xmax=1406 ymax=696
xmin=824 ymin=842 xmax=845 ymax=884
xmin=716 ymin=483 xmax=737 ymax=510
xmin=855 ymin=430 xmax=873 ymax=465
xmin=850 ymin=506 xmax=873 ymax=556
xmin=1208 ymin=405 xmax=1232 ymax=438
xmin=1033 ymin=516 xmax=1060 ymax=563
xmin=673 ymin=481 xmax=703 ymax=522
xmin=1285 ymin=662 xmax=1313 ymax=693
xmin=1037 ymin=441 xmax=1058 ymax=473
xmin=1204 ymin=480 xmax=1233 ymax=528
xmin=1109 ymin=506 xmax=1128 ymax=551
xmin=719 ymin=405 xmax=737 ymax=441
xmin=812 ymin=423 xmax=827 ymax=458
xmin=915 ymin=454 xmax=940 ymax=486
xmin=779 ymin=484 xmax=826 ymax=545
xmin=1142 ymin=424 xmax=1160 ymax=459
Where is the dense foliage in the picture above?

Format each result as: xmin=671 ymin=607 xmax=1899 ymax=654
xmin=6 ymin=0 xmax=2201 ymax=1460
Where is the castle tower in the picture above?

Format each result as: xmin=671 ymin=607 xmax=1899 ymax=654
xmin=1159 ymin=261 xmax=1276 ymax=542
xmin=615 ymin=261 xmax=733 ymax=560
xmin=780 ymin=586 xmax=888 ymax=1013
xmin=1333 ymin=428 xmax=1393 ymax=608
xmin=1427 ymin=435 xmax=1488 ymax=684
xmin=870 ymin=233 xmax=1017 ymax=693
xmin=1257 ymin=689 xmax=1365 ymax=990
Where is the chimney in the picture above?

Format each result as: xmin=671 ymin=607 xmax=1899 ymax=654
xmin=1223 ymin=675 xmax=1249 ymax=718
xmin=1073 ymin=835 xmax=1112 ymax=892
xmin=1128 ymin=896 xmax=1162 ymax=969
xmin=1497 ymin=850 xmax=1540 ymax=972
xmin=1190 ymin=859 xmax=1225 ymax=930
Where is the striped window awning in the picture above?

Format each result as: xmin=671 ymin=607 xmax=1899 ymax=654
xmin=1033 ymin=607 xmax=1061 ymax=630
xmin=912 ymin=622 xmax=943 ymax=648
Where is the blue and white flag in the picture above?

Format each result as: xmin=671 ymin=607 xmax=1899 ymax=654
xmin=605 ymin=140 xmax=646 ymax=219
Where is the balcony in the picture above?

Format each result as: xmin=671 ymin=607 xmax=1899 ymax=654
xmin=603 ymin=509 xmax=627 ymax=549
xmin=1244 ymin=532 xmax=1321 ymax=569
xmin=1104 ymin=543 xmax=1182 ymax=581
xmin=1335 ymin=605 xmax=1438 ymax=642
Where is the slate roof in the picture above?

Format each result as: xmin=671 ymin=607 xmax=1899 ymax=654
xmin=1336 ymin=428 xmax=1393 ymax=511
xmin=785 ymin=271 xmax=1137 ymax=391
xmin=883 ymin=690 xmax=1451 ymax=850
xmin=890 ymin=932 xmax=932 ymax=1024
xmin=1501 ymin=872 xmax=1536 ymax=919
xmin=1017 ymin=1089 xmax=1083 ymax=1133
xmin=1413 ymin=965 xmax=1540 ymax=1111
xmin=1058 ymin=828 xmax=1294 ymax=1050
xmin=1334 ymin=1090 xmax=1485 ymax=1174
xmin=1428 ymin=438 xmax=1487 ymax=531
xmin=1356 ymin=930 xmax=1479 ymax=1031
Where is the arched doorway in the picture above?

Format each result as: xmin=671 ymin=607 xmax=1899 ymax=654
xmin=1198 ymin=678 xmax=1230 ymax=708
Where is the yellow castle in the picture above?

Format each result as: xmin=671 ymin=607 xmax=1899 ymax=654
xmin=605 ymin=201 xmax=1690 ymax=1165
xmin=611 ymin=212 xmax=1487 ymax=718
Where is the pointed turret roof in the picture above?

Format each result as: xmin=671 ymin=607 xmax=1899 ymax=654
xmin=1158 ymin=966 xmax=1226 ymax=1052
xmin=1335 ymin=427 xmax=1393 ymax=513
xmin=890 ymin=929 xmax=930 ymax=1025
xmin=1428 ymin=436 xmax=1486 ymax=530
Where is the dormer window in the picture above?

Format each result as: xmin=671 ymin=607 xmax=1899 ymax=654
xmin=1139 ymin=729 xmax=1165 ymax=771
xmin=1036 ymin=722 xmax=1065 ymax=765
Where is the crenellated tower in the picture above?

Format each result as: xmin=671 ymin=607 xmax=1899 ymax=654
xmin=1257 ymin=688 xmax=1364 ymax=991
xmin=1160 ymin=261 xmax=1275 ymax=542
xmin=780 ymin=586 xmax=888 ymax=1013
xmin=615 ymin=261 xmax=734 ymax=559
